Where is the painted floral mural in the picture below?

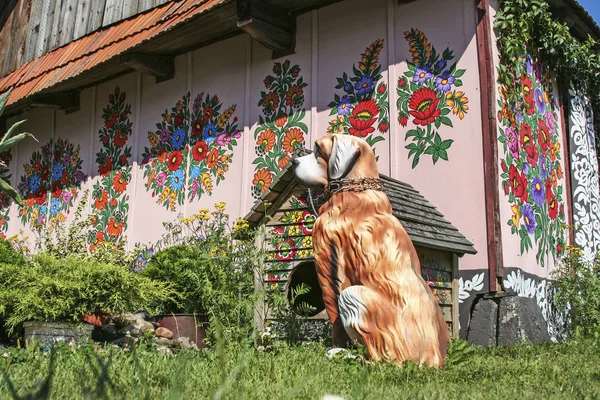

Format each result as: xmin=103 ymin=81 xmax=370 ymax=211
xmin=419 ymin=254 xmax=453 ymax=305
xmin=265 ymin=191 xmax=321 ymax=287
xmin=142 ymin=92 xmax=241 ymax=210
xmin=327 ymin=39 xmax=389 ymax=150
xmin=396 ymin=28 xmax=470 ymax=168
xmin=89 ymin=87 xmax=133 ymax=252
xmin=269 ymin=195 xmax=317 ymax=262
xmin=252 ymin=60 xmax=308 ymax=199
xmin=18 ymin=138 xmax=86 ymax=228
xmin=0 ymin=151 xmax=12 ymax=238
xmin=497 ymin=51 xmax=567 ymax=266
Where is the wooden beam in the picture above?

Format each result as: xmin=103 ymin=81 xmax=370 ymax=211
xmin=29 ymin=91 xmax=80 ymax=114
xmin=475 ymin=0 xmax=504 ymax=293
xmin=120 ymin=53 xmax=174 ymax=82
xmin=237 ymin=0 xmax=295 ymax=58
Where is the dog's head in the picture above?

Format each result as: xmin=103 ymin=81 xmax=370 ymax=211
xmin=292 ymin=135 xmax=378 ymax=187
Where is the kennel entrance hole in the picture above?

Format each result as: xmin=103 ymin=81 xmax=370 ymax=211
xmin=287 ymin=261 xmax=325 ymax=317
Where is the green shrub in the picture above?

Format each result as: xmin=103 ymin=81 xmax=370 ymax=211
xmin=551 ymin=247 xmax=600 ymax=339
xmin=141 ymin=203 xmax=264 ymax=344
xmin=0 ymin=255 xmax=178 ymax=334
xmin=141 ymin=245 xmax=216 ymax=315
xmin=0 ymin=237 xmax=25 ymax=265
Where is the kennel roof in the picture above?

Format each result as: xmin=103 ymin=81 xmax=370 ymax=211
xmin=244 ymin=148 xmax=477 ymax=256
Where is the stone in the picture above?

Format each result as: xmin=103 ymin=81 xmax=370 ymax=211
xmin=136 ymin=319 xmax=155 ymax=331
xmin=155 ymin=327 xmax=173 ymax=339
xmin=125 ymin=311 xmax=149 ymax=322
xmin=122 ymin=313 xmax=154 ymax=330
xmin=466 ymin=297 xmax=499 ymax=347
xmin=101 ymin=323 xmax=118 ymax=336
xmin=497 ymin=295 xmax=551 ymax=346
xmin=118 ymin=324 xmax=147 ymax=337
xmin=156 ymin=337 xmax=173 ymax=346
xmin=175 ymin=336 xmax=197 ymax=350
xmin=156 ymin=345 xmax=173 ymax=355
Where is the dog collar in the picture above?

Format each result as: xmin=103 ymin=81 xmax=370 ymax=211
xmin=323 ymin=177 xmax=384 ymax=200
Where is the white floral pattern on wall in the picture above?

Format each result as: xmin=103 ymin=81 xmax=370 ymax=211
xmin=568 ymin=82 xmax=600 ymax=262
xmin=503 ymin=268 xmax=568 ymax=341
xmin=458 ymin=272 xmax=484 ymax=303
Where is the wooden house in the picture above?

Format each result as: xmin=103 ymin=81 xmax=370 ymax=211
xmin=0 ymin=0 xmax=598 ymax=340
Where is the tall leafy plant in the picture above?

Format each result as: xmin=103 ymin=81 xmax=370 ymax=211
xmin=0 ymin=88 xmax=37 ymax=206
xmin=551 ymin=248 xmax=600 ymax=339
xmin=139 ymin=204 xmax=265 ymax=343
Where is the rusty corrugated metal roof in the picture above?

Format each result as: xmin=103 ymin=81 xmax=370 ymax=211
xmin=0 ymin=0 xmax=228 ymax=108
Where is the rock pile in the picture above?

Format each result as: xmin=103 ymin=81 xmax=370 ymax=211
xmin=92 ymin=312 xmax=199 ymax=352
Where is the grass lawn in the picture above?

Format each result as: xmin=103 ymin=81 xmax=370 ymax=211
xmin=0 ymin=338 xmax=599 ymax=399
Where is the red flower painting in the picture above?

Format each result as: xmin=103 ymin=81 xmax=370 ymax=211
xmin=326 ymin=39 xmax=389 ymax=150
xmin=408 ymin=87 xmax=441 ymax=126
xmin=348 ymin=99 xmax=380 ymax=137
xmin=396 ymin=28 xmax=470 ymax=168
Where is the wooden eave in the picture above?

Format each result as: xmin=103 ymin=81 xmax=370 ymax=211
xmin=0 ymin=0 xmax=343 ymax=119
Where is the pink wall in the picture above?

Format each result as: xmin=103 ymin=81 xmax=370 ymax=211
xmin=1 ymin=0 xmax=488 ymax=273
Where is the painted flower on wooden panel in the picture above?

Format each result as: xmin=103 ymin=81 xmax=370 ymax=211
xmin=88 ymin=87 xmax=133 ymax=252
xmin=18 ymin=139 xmax=86 ymax=228
xmin=252 ymin=60 xmax=308 ymax=199
xmin=267 ymin=192 xmax=321 ymax=264
xmin=396 ymin=28 xmax=469 ymax=168
xmin=142 ymin=92 xmax=241 ymax=211
xmin=419 ymin=254 xmax=453 ymax=305
xmin=327 ymin=39 xmax=390 ymax=152
xmin=0 ymin=151 xmax=13 ymax=238
xmin=497 ymin=50 xmax=566 ymax=266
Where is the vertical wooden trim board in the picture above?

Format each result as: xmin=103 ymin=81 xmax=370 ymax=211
xmin=475 ymin=0 xmax=503 ymax=292
xmin=452 ymin=253 xmax=460 ymax=338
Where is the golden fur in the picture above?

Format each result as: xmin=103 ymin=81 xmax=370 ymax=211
xmin=294 ymin=135 xmax=449 ymax=368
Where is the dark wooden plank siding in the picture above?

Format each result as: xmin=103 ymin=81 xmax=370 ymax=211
xmin=48 ymin=0 xmax=63 ymax=50
xmin=34 ymin=0 xmax=55 ymax=58
xmin=24 ymin=0 xmax=42 ymax=62
xmin=0 ymin=0 xmax=172 ymax=78
xmin=87 ymin=0 xmax=106 ymax=33
xmin=102 ymin=0 xmax=123 ymax=26
xmin=73 ymin=0 xmax=92 ymax=40
xmin=58 ymin=0 xmax=78 ymax=46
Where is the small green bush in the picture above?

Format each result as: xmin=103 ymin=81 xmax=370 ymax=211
xmin=141 ymin=245 xmax=218 ymax=315
xmin=551 ymin=247 xmax=600 ymax=339
xmin=141 ymin=203 xmax=264 ymax=344
xmin=0 ymin=237 xmax=25 ymax=265
xmin=0 ymin=255 xmax=178 ymax=334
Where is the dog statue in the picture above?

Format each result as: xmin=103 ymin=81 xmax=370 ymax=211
xmin=292 ymin=134 xmax=449 ymax=368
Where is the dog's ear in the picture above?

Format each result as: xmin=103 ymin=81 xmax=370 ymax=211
xmin=328 ymin=135 xmax=361 ymax=180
